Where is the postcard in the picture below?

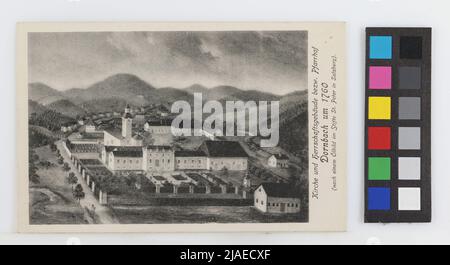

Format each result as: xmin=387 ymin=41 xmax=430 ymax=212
xmin=17 ymin=22 xmax=347 ymax=232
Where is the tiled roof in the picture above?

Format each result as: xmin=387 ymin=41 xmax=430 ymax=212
xmin=110 ymin=146 xmax=143 ymax=158
xmin=259 ymin=183 xmax=300 ymax=198
xmin=175 ymin=150 xmax=207 ymax=157
xmin=200 ymin=141 xmax=248 ymax=158
xmin=146 ymin=119 xmax=173 ymax=126
xmin=272 ymin=154 xmax=289 ymax=160
xmin=146 ymin=145 xmax=173 ymax=151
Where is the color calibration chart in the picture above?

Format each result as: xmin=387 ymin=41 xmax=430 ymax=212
xmin=365 ymin=28 xmax=431 ymax=223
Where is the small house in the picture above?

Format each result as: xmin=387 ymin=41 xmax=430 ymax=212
xmin=254 ymin=183 xmax=301 ymax=214
xmin=268 ymin=154 xmax=290 ymax=168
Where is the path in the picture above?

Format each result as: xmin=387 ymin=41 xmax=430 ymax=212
xmin=56 ymin=140 xmax=119 ymax=224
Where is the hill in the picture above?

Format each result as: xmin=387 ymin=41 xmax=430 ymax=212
xmin=47 ymin=99 xmax=87 ymax=118
xmin=219 ymin=90 xmax=281 ymax=105
xmin=156 ymin=87 xmax=195 ymax=104
xmin=29 ymin=126 xmax=58 ymax=148
xmin=80 ymin=98 xmax=131 ymax=113
xmin=63 ymin=74 xmax=156 ymax=106
xmin=28 ymin=100 xmax=49 ymax=116
xmin=29 ymin=109 xmax=76 ymax=132
xmin=29 ymin=83 xmax=65 ymax=105
xmin=184 ymin=84 xmax=209 ymax=95
xmin=206 ymin=86 xmax=243 ymax=101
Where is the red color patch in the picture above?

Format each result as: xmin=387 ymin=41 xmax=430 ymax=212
xmin=368 ymin=127 xmax=391 ymax=150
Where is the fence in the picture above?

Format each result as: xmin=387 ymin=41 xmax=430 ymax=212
xmin=72 ymin=157 xmax=108 ymax=205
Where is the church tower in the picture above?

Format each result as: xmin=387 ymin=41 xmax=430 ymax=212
xmin=122 ymin=104 xmax=133 ymax=139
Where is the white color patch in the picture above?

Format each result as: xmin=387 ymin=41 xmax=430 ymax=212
xmin=398 ymin=188 xmax=421 ymax=211
xmin=398 ymin=157 xmax=421 ymax=180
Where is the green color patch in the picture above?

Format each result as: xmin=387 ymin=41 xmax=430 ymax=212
xmin=368 ymin=157 xmax=391 ymax=180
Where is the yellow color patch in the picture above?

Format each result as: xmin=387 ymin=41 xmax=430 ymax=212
xmin=368 ymin=97 xmax=391 ymax=120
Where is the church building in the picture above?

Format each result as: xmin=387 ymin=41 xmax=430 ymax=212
xmin=103 ymin=105 xmax=143 ymax=147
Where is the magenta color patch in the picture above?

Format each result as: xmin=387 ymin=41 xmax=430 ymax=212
xmin=369 ymin=66 xmax=392 ymax=89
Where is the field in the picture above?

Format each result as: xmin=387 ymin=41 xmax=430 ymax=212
xmin=29 ymin=145 xmax=87 ymax=224
xmin=111 ymin=205 xmax=307 ymax=224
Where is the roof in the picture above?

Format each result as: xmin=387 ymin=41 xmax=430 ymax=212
xmin=110 ymin=146 xmax=143 ymax=158
xmin=272 ymin=154 xmax=289 ymax=160
xmin=104 ymin=146 xmax=117 ymax=152
xmin=81 ymin=132 xmax=104 ymax=139
xmin=175 ymin=150 xmax=207 ymax=157
xmin=146 ymin=145 xmax=173 ymax=151
xmin=85 ymin=120 xmax=95 ymax=126
xmin=200 ymin=141 xmax=248 ymax=158
xmin=123 ymin=112 xmax=133 ymax=119
xmin=105 ymin=129 xmax=124 ymax=140
xmin=259 ymin=183 xmax=300 ymax=198
xmin=146 ymin=119 xmax=173 ymax=127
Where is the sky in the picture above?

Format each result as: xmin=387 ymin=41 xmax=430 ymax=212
xmin=28 ymin=31 xmax=308 ymax=95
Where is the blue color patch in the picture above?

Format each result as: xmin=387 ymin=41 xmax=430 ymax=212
xmin=368 ymin=187 xmax=391 ymax=210
xmin=370 ymin=36 xmax=392 ymax=59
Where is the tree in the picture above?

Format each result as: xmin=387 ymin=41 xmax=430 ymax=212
xmin=221 ymin=167 xmax=229 ymax=177
xmin=73 ymin=184 xmax=85 ymax=203
xmin=57 ymin=157 xmax=64 ymax=165
xmin=30 ymin=173 xmax=40 ymax=184
xmin=67 ymin=172 xmax=78 ymax=190
xmin=63 ymin=162 xmax=71 ymax=172
xmin=50 ymin=143 xmax=57 ymax=152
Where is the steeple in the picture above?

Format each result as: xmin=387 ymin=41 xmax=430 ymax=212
xmin=122 ymin=104 xmax=133 ymax=138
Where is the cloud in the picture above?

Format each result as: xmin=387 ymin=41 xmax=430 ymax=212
xmin=28 ymin=31 xmax=307 ymax=95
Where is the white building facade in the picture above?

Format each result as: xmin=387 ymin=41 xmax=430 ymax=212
xmin=143 ymin=146 xmax=175 ymax=172
xmin=254 ymin=183 xmax=301 ymax=214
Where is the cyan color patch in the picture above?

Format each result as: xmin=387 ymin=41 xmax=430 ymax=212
xmin=368 ymin=187 xmax=391 ymax=210
xmin=370 ymin=36 xmax=392 ymax=59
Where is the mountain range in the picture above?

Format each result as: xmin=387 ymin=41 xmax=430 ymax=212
xmin=29 ymin=73 xmax=307 ymax=115
xmin=29 ymin=73 xmax=308 ymax=158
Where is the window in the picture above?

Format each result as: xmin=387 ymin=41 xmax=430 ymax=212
xmin=261 ymin=201 xmax=264 ymax=205
xmin=295 ymin=204 xmax=299 ymax=208
xmin=130 ymin=160 xmax=132 ymax=163
xmin=177 ymin=160 xmax=180 ymax=164
xmin=256 ymin=199 xmax=258 ymax=203
xmin=198 ymin=160 xmax=201 ymax=164
xmin=168 ymin=159 xmax=170 ymax=164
